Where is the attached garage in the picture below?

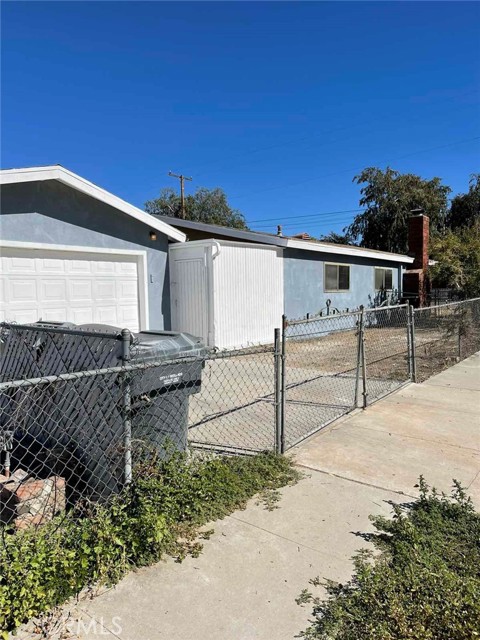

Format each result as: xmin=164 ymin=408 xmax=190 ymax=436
xmin=0 ymin=166 xmax=185 ymax=330
xmin=0 ymin=244 xmax=148 ymax=331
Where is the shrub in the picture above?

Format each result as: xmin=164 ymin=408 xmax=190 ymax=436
xmin=299 ymin=478 xmax=480 ymax=640
xmin=0 ymin=451 xmax=299 ymax=635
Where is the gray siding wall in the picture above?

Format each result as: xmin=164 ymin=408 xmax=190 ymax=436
xmin=0 ymin=181 xmax=171 ymax=329
xmin=283 ymin=248 xmax=402 ymax=319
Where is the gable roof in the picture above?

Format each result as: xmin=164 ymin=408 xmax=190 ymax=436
xmin=0 ymin=165 xmax=186 ymax=243
xmin=155 ymin=215 xmax=414 ymax=264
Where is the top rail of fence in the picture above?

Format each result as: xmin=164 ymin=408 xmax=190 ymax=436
xmin=416 ymin=297 xmax=480 ymax=312
xmin=0 ymin=322 xmax=126 ymax=340
xmin=286 ymin=303 xmax=408 ymax=327
xmin=0 ymin=352 xmax=206 ymax=391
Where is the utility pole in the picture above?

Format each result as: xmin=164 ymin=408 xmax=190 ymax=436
xmin=168 ymin=171 xmax=192 ymax=219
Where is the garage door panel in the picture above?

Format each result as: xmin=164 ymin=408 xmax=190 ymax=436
xmin=69 ymin=280 xmax=93 ymax=301
xmin=93 ymin=261 xmax=116 ymax=274
xmin=36 ymin=258 xmax=66 ymax=274
xmin=68 ymin=260 xmax=92 ymax=274
xmin=0 ymin=250 xmax=142 ymax=332
xmin=95 ymin=306 xmax=118 ymax=324
xmin=9 ymin=279 xmax=37 ymax=303
xmin=7 ymin=309 xmax=38 ymax=324
xmin=117 ymin=262 xmax=137 ymax=275
xmin=9 ymin=257 xmax=36 ymax=273
xmin=118 ymin=305 xmax=140 ymax=325
xmin=119 ymin=280 xmax=137 ymax=300
xmin=41 ymin=308 xmax=69 ymax=321
xmin=95 ymin=280 xmax=117 ymax=301
xmin=39 ymin=279 xmax=67 ymax=301
xmin=70 ymin=307 xmax=95 ymax=324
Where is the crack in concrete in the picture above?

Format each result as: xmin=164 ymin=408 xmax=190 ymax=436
xmin=294 ymin=464 xmax=417 ymax=499
xmin=227 ymin=513 xmax=354 ymax=564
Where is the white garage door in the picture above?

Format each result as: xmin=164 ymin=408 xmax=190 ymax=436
xmin=0 ymin=247 xmax=142 ymax=331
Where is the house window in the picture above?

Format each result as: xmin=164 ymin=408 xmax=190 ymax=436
xmin=324 ymin=263 xmax=350 ymax=292
xmin=375 ymin=267 xmax=393 ymax=290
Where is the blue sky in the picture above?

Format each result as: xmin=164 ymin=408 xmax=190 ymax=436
xmin=2 ymin=1 xmax=479 ymax=237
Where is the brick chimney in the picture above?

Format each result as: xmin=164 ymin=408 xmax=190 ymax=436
xmin=408 ymin=214 xmax=429 ymax=271
xmin=402 ymin=214 xmax=430 ymax=306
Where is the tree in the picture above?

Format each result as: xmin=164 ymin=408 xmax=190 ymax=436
xmin=446 ymin=174 xmax=480 ymax=231
xmin=318 ymin=231 xmax=356 ymax=245
xmin=145 ymin=186 xmax=249 ymax=230
xmin=346 ymin=167 xmax=451 ymax=253
xmin=429 ymin=220 xmax=480 ymax=297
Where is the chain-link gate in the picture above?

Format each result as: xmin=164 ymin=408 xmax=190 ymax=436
xmin=281 ymin=311 xmax=362 ymax=449
xmin=186 ymin=345 xmax=278 ymax=455
xmin=280 ymin=304 xmax=413 ymax=450
xmin=362 ymin=304 xmax=411 ymax=405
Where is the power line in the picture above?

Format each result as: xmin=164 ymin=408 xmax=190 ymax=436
xmin=253 ymin=218 xmax=354 ymax=231
xmin=248 ymin=207 xmax=363 ymax=224
xmin=252 ymin=215 xmax=356 ymax=229
xmin=231 ymin=135 xmax=480 ymax=199
xmin=192 ymin=89 xmax=479 ymax=178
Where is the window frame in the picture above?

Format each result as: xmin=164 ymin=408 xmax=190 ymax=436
xmin=374 ymin=267 xmax=394 ymax=291
xmin=324 ymin=262 xmax=351 ymax=293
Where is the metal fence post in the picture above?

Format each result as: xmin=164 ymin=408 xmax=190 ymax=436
xmin=359 ymin=307 xmax=368 ymax=409
xmin=274 ymin=328 xmax=282 ymax=454
xmin=458 ymin=322 xmax=462 ymax=360
xmin=121 ymin=328 xmax=133 ymax=485
xmin=409 ymin=305 xmax=417 ymax=383
xmin=406 ymin=301 xmax=413 ymax=381
xmin=354 ymin=308 xmax=363 ymax=408
xmin=280 ymin=315 xmax=287 ymax=454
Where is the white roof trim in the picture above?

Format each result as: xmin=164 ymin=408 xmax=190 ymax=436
xmin=170 ymin=238 xmax=283 ymax=252
xmin=156 ymin=215 xmax=413 ymax=264
xmin=0 ymin=165 xmax=186 ymax=243
xmin=286 ymin=238 xmax=413 ymax=264
xmin=156 ymin=215 xmax=287 ymax=247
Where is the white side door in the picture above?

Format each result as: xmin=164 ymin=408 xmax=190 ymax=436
xmin=170 ymin=245 xmax=210 ymax=344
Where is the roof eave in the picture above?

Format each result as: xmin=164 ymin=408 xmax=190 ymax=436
xmin=155 ymin=215 xmax=413 ymax=263
xmin=0 ymin=166 xmax=186 ymax=243
xmin=285 ymin=239 xmax=414 ymax=264
xmin=154 ymin=215 xmax=289 ymax=247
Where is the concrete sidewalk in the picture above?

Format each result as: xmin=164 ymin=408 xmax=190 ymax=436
xmin=56 ymin=354 xmax=480 ymax=639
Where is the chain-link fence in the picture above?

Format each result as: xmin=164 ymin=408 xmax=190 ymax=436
xmin=412 ymin=298 xmax=480 ymax=382
xmin=1 ymin=298 xmax=479 ymax=529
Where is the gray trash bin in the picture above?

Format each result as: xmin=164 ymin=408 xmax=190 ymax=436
xmin=0 ymin=322 xmax=206 ymax=503
xmin=126 ymin=330 xmax=206 ymax=457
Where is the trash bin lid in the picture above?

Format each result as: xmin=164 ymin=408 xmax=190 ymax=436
xmin=74 ymin=324 xmax=206 ymax=360
xmin=133 ymin=330 xmax=205 ymax=360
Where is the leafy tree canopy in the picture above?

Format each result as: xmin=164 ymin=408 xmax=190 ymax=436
xmin=318 ymin=231 xmax=356 ymax=245
xmin=446 ymin=174 xmax=480 ymax=231
xmin=145 ymin=186 xmax=249 ymax=230
xmin=429 ymin=220 xmax=480 ymax=297
xmin=345 ymin=167 xmax=451 ymax=253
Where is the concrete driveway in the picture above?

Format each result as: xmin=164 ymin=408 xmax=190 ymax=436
xmin=29 ymin=353 xmax=479 ymax=640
